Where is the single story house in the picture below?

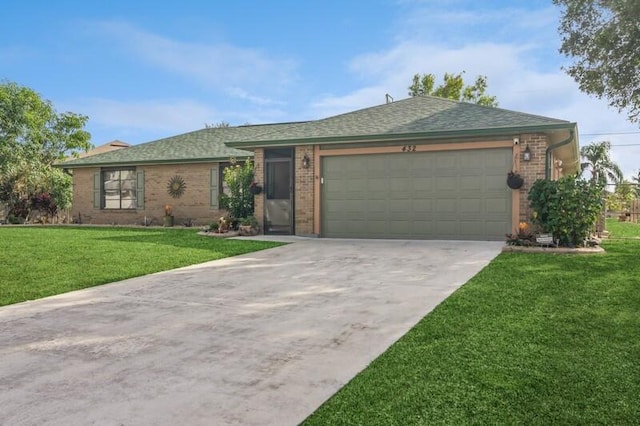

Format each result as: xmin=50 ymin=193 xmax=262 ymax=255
xmin=61 ymin=96 xmax=579 ymax=240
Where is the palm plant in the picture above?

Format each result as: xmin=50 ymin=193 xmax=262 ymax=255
xmin=580 ymin=141 xmax=623 ymax=186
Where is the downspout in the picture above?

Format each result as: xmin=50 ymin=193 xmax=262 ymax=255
xmin=545 ymin=128 xmax=576 ymax=179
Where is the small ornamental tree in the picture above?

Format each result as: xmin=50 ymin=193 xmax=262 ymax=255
xmin=528 ymin=175 xmax=603 ymax=247
xmin=219 ymin=159 xmax=254 ymax=220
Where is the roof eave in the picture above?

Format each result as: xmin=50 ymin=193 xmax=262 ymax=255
xmin=225 ymin=122 xmax=577 ymax=148
xmin=57 ymin=155 xmax=254 ymax=169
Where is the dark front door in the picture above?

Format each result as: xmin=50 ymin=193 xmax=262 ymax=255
xmin=264 ymin=148 xmax=293 ymax=234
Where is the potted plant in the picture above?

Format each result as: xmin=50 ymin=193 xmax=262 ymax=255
xmin=238 ymin=215 xmax=258 ymax=235
xmin=163 ymin=204 xmax=174 ymax=227
xmin=507 ymin=171 xmax=524 ymax=189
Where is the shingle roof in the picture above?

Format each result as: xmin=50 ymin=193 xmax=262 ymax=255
xmin=60 ymin=123 xmax=303 ymax=167
xmin=61 ymin=96 xmax=575 ymax=167
xmin=226 ymin=96 xmax=574 ymax=147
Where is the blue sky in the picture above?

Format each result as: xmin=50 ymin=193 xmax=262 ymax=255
xmin=2 ymin=0 xmax=638 ymax=178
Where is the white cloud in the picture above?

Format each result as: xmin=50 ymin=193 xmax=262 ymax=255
xmin=91 ymin=21 xmax=298 ymax=106
xmin=76 ymin=98 xmax=218 ymax=133
xmin=307 ymin=3 xmax=639 ymax=178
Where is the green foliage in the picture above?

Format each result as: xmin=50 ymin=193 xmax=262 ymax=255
xmin=205 ymin=121 xmax=230 ymax=128
xmin=606 ymin=181 xmax=637 ymax=212
xmin=554 ymin=0 xmax=640 ymax=123
xmin=528 ymin=175 xmax=603 ymax=246
xmin=219 ymin=159 xmax=254 ymax=220
xmin=408 ymin=71 xmax=498 ymax=106
xmin=239 ymin=215 xmax=258 ymax=227
xmin=632 ymin=171 xmax=640 ymax=197
xmin=0 ymin=81 xmax=91 ymax=219
xmin=580 ymin=140 xmax=623 ymax=185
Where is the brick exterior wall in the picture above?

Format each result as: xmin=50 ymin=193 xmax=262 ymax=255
xmin=71 ymin=163 xmax=227 ymax=226
xmin=518 ymin=133 xmax=549 ymax=224
xmin=294 ymin=146 xmax=315 ymax=235
xmin=252 ymin=149 xmax=264 ymax=232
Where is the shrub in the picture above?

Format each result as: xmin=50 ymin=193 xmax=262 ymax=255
xmin=528 ymin=175 xmax=603 ymax=247
xmin=219 ymin=159 xmax=254 ymax=220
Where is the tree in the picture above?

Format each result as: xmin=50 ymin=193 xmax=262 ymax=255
xmin=580 ymin=141 xmax=623 ymax=186
xmin=0 ymin=81 xmax=91 ymax=220
xmin=554 ymin=0 xmax=640 ymax=123
xmin=205 ymin=121 xmax=230 ymax=128
xmin=632 ymin=171 xmax=640 ymax=197
xmin=408 ymin=72 xmax=498 ymax=106
xmin=607 ymin=180 xmax=636 ymax=212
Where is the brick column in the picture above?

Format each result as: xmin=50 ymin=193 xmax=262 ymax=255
xmin=295 ymin=146 xmax=315 ymax=235
xmin=252 ymin=149 xmax=265 ymax=234
xmin=518 ymin=133 xmax=548 ymax=224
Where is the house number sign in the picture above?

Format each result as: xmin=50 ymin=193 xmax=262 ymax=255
xmin=401 ymin=145 xmax=417 ymax=152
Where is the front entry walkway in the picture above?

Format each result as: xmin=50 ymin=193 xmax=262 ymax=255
xmin=0 ymin=239 xmax=502 ymax=425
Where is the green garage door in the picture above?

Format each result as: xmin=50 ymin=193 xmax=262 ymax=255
xmin=321 ymin=148 xmax=512 ymax=240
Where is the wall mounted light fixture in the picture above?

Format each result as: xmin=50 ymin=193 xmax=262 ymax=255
xmin=523 ymin=145 xmax=532 ymax=162
xmin=302 ymin=154 xmax=311 ymax=168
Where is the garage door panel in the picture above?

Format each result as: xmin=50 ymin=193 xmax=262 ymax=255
xmin=460 ymin=221 xmax=484 ymax=236
xmin=322 ymin=148 xmax=511 ymax=240
xmin=389 ymin=177 xmax=411 ymax=191
xmin=436 ymin=176 xmax=457 ymax=191
xmin=435 ymin=220 xmax=457 ymax=235
xmin=460 ymin=176 xmax=482 ymax=191
xmin=413 ymin=199 xmax=434 ymax=213
xmin=389 ymin=221 xmax=411 ymax=235
xmin=347 ymin=179 xmax=367 ymax=192
xmin=486 ymin=198 xmax=509 ymax=214
xmin=412 ymin=177 xmax=433 ymax=189
xmin=367 ymin=178 xmax=387 ymax=191
xmin=485 ymin=175 xmax=506 ymax=191
xmin=436 ymin=199 xmax=457 ymax=213
xmin=486 ymin=221 xmax=510 ymax=236
xmin=435 ymin=154 xmax=457 ymax=169
xmin=388 ymin=155 xmax=411 ymax=169
xmin=367 ymin=156 xmax=387 ymax=171
xmin=459 ymin=198 xmax=482 ymax=214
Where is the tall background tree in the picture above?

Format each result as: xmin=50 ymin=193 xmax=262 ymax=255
xmin=0 ymin=81 xmax=91 ymax=221
xmin=408 ymin=72 xmax=498 ymax=107
xmin=580 ymin=140 xmax=624 ymax=232
xmin=632 ymin=171 xmax=640 ymax=198
xmin=580 ymin=140 xmax=624 ymax=186
xmin=554 ymin=0 xmax=640 ymax=123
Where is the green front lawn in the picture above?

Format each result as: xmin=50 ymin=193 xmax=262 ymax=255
xmin=304 ymin=239 xmax=640 ymax=425
xmin=606 ymin=217 xmax=640 ymax=239
xmin=0 ymin=226 xmax=282 ymax=307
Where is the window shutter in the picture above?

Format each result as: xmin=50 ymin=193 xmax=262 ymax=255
xmin=93 ymin=172 xmax=101 ymax=209
xmin=210 ymin=166 xmax=219 ymax=209
xmin=136 ymin=170 xmax=145 ymax=209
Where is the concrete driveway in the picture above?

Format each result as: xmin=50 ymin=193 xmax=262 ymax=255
xmin=0 ymin=239 xmax=502 ymax=426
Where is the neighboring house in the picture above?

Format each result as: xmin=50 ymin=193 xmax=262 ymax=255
xmin=61 ymin=96 xmax=579 ymax=240
xmin=78 ymin=140 xmax=131 ymax=158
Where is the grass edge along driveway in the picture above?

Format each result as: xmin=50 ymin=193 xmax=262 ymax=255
xmin=304 ymin=233 xmax=640 ymax=424
xmin=0 ymin=226 xmax=283 ymax=307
